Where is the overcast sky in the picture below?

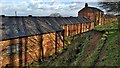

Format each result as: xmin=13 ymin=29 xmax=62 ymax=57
xmin=0 ymin=0 xmax=119 ymax=17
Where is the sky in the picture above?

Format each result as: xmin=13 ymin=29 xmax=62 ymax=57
xmin=0 ymin=0 xmax=119 ymax=17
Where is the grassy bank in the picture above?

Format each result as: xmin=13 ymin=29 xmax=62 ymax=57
xmin=30 ymin=22 xmax=119 ymax=67
xmin=30 ymin=30 xmax=104 ymax=66
xmin=94 ymin=22 xmax=119 ymax=66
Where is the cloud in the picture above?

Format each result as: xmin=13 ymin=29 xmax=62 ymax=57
xmin=30 ymin=0 xmax=43 ymax=3
xmin=0 ymin=1 xmax=83 ymax=16
xmin=0 ymin=1 xmax=29 ymax=15
xmin=72 ymin=0 xmax=120 ymax=2
xmin=28 ymin=2 xmax=81 ymax=10
xmin=26 ymin=2 xmax=83 ymax=16
xmin=98 ymin=0 xmax=120 ymax=2
xmin=0 ymin=0 xmax=106 ymax=16
xmin=72 ymin=0 xmax=98 ymax=2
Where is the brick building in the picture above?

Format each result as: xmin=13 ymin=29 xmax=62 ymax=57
xmin=78 ymin=3 xmax=104 ymax=26
xmin=0 ymin=16 xmax=93 ymax=67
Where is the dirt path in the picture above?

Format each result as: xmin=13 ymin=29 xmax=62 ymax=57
xmin=87 ymin=31 xmax=103 ymax=56
xmin=93 ymin=31 xmax=108 ymax=67
xmin=78 ymin=30 xmax=104 ymax=65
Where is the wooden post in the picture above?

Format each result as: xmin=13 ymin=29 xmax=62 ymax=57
xmin=73 ymin=25 xmax=75 ymax=35
xmin=9 ymin=39 xmax=14 ymax=66
xmin=70 ymin=25 xmax=72 ymax=36
xmin=80 ymin=23 xmax=82 ymax=33
xmin=85 ymin=23 xmax=87 ymax=31
xmin=78 ymin=24 xmax=80 ymax=33
xmin=55 ymin=32 xmax=57 ymax=54
xmin=68 ymin=25 xmax=70 ymax=36
xmin=89 ymin=23 xmax=91 ymax=30
xmin=86 ymin=23 xmax=88 ymax=31
xmin=64 ymin=25 xmax=66 ymax=36
xmin=67 ymin=25 xmax=68 ymax=36
xmin=24 ymin=38 xmax=28 ymax=67
xmin=62 ymin=30 xmax=65 ymax=49
xmin=83 ymin=24 xmax=84 ymax=32
xmin=77 ymin=24 xmax=79 ymax=34
xmin=19 ymin=38 xmax=22 ymax=67
xmin=94 ymin=13 xmax=97 ymax=26
xmin=40 ymin=35 xmax=44 ymax=61
xmin=75 ymin=24 xmax=76 ymax=34
xmin=71 ymin=25 xmax=73 ymax=36
xmin=76 ymin=24 xmax=78 ymax=34
xmin=75 ymin=24 xmax=77 ymax=35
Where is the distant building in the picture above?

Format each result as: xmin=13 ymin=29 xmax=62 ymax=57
xmin=104 ymin=14 xmax=117 ymax=23
xmin=49 ymin=13 xmax=62 ymax=17
xmin=78 ymin=3 xmax=104 ymax=26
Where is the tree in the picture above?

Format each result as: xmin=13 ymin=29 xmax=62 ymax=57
xmin=99 ymin=2 xmax=120 ymax=14
xmin=49 ymin=13 xmax=62 ymax=17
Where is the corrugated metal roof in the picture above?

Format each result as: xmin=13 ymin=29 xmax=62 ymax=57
xmin=45 ymin=17 xmax=90 ymax=25
xmin=0 ymin=16 xmax=92 ymax=41
xmin=78 ymin=16 xmax=88 ymax=23
xmin=1 ymin=16 xmax=63 ymax=41
xmin=40 ymin=17 xmax=63 ymax=32
xmin=65 ymin=17 xmax=78 ymax=24
xmin=82 ymin=17 xmax=92 ymax=23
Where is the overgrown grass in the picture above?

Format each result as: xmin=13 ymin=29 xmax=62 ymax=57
xmin=31 ymin=30 xmax=103 ymax=67
xmin=95 ymin=22 xmax=118 ymax=31
xmin=75 ymin=22 xmax=119 ymax=66
xmin=30 ymin=30 xmax=94 ymax=66
xmin=80 ymin=34 xmax=105 ymax=66
xmin=30 ymin=22 xmax=119 ymax=66
xmin=94 ymin=22 xmax=119 ymax=66
xmin=70 ymin=34 xmax=91 ymax=66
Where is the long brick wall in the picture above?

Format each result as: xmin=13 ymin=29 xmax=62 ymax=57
xmin=0 ymin=32 xmax=64 ymax=66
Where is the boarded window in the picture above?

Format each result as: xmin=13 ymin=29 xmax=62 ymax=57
xmin=6 ymin=44 xmax=22 ymax=55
